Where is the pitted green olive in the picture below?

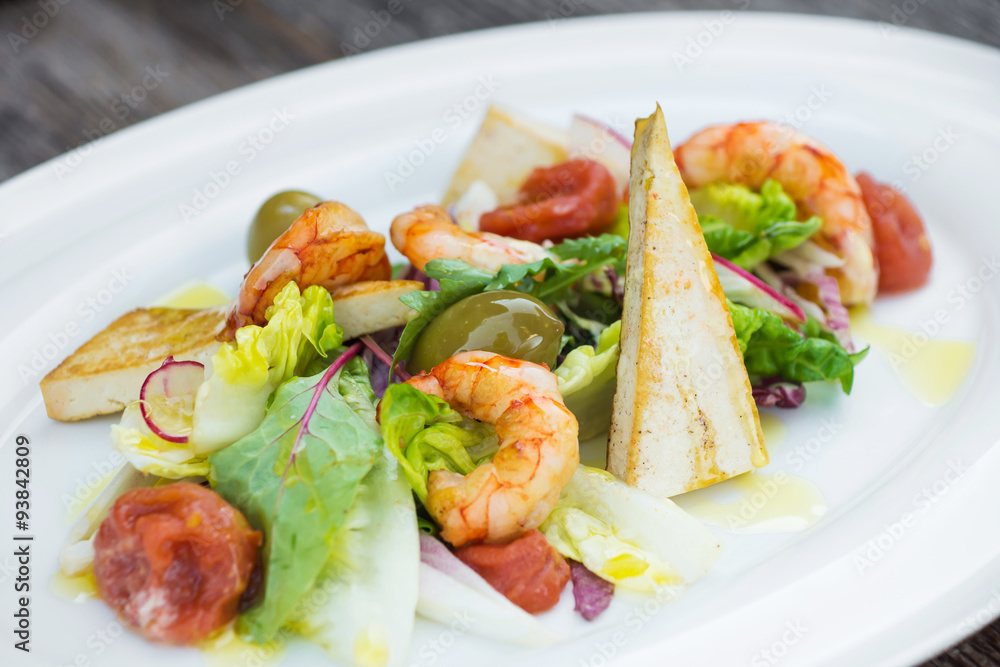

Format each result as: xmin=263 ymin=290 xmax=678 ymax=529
xmin=247 ymin=190 xmax=322 ymax=263
xmin=409 ymin=291 xmax=565 ymax=373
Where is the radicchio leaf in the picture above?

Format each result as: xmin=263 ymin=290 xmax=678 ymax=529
xmin=569 ymin=560 xmax=615 ymax=621
xmin=752 ymin=377 xmax=807 ymax=408
xmin=787 ymin=270 xmax=854 ymax=352
xmin=361 ymin=331 xmax=409 ymax=397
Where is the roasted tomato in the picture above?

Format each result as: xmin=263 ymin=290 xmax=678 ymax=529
xmin=479 ymin=159 xmax=619 ymax=242
xmin=454 ymin=529 xmax=570 ymax=613
xmin=856 ymin=172 xmax=932 ymax=293
xmin=93 ymin=482 xmax=261 ymax=644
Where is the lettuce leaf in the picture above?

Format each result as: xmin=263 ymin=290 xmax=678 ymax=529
xmin=690 ymin=179 xmax=821 ymax=270
xmin=192 ymin=282 xmax=343 ymax=453
xmin=377 ymin=383 xmax=490 ymax=504
xmin=728 ymin=300 xmax=867 ymax=393
xmin=544 ymin=507 xmax=681 ymax=592
xmin=690 ymin=177 xmax=797 ymax=231
xmin=59 ymin=463 xmax=157 ymax=576
xmin=111 ymin=403 xmax=212 ymax=479
xmin=392 ymin=235 xmax=626 ymax=371
xmin=555 ymin=320 xmax=621 ymax=439
xmin=209 ymin=347 xmax=380 ymax=643
xmin=541 ymin=467 xmax=721 ymax=593
xmin=287 ymin=447 xmax=419 ymax=667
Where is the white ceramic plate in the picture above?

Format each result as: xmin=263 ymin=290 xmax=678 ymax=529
xmin=2 ymin=11 xmax=1000 ymax=667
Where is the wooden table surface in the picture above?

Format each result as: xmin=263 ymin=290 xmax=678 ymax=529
xmin=2 ymin=1 xmax=999 ymax=664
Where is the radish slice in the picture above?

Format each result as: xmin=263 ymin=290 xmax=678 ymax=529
xmin=712 ymin=254 xmax=807 ymax=324
xmin=139 ymin=357 xmax=205 ymax=443
xmin=568 ymin=115 xmax=632 ymax=192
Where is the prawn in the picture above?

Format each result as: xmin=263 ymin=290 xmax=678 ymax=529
xmin=406 ymin=351 xmax=579 ymax=547
xmin=390 ymin=205 xmax=551 ymax=274
xmin=674 ymin=121 xmax=877 ymax=306
xmin=222 ymin=201 xmax=390 ymax=337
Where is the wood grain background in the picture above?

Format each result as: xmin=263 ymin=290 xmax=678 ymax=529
xmin=2 ymin=1 xmax=999 ymax=664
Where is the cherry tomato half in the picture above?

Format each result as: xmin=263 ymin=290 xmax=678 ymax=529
xmin=479 ymin=159 xmax=619 ymax=243
xmin=454 ymin=529 xmax=570 ymax=614
xmin=856 ymin=172 xmax=933 ymax=293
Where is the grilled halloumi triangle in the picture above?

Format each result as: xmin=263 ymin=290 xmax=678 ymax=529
xmin=607 ymin=105 xmax=768 ymax=497
xmin=41 ymin=280 xmax=422 ymax=423
xmin=441 ymin=105 xmax=569 ymax=208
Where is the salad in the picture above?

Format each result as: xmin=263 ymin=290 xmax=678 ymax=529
xmin=43 ymin=104 xmax=932 ymax=665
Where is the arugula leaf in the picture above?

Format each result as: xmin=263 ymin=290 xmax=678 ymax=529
xmin=392 ymin=235 xmax=627 ymax=370
xmin=392 ymin=263 xmax=495 ymax=371
xmin=728 ymin=300 xmax=867 ymax=393
xmin=478 ymin=234 xmax=626 ymax=302
xmin=209 ymin=344 xmax=381 ymax=643
xmin=689 ymin=179 xmax=821 ymax=270
xmin=550 ymin=234 xmax=627 ymax=271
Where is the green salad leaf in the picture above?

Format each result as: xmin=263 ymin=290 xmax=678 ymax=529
xmin=555 ymin=320 xmax=621 ymax=439
xmin=541 ymin=467 xmax=721 ymax=593
xmin=690 ymin=177 xmax=798 ymax=228
xmin=392 ymin=235 xmax=627 ymax=370
xmin=209 ymin=347 xmax=380 ymax=643
xmin=287 ymin=448 xmax=419 ymax=667
xmin=689 ymin=179 xmax=821 ymax=270
xmin=391 ymin=263 xmax=496 ymax=372
xmin=192 ymin=282 xmax=343 ymax=453
xmin=377 ymin=383 xmax=492 ymax=504
xmin=608 ymin=202 xmax=629 ymax=240
xmin=728 ymin=300 xmax=867 ymax=393
xmin=111 ymin=403 xmax=211 ymax=479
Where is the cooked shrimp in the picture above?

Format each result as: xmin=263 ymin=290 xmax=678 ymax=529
xmin=222 ymin=201 xmax=390 ymax=337
xmin=390 ymin=205 xmax=551 ymax=273
xmin=675 ymin=121 xmax=878 ymax=306
xmin=406 ymin=351 xmax=579 ymax=547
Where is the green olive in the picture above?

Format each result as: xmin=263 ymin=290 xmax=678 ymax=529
xmin=247 ymin=190 xmax=322 ymax=263
xmin=409 ymin=290 xmax=565 ymax=373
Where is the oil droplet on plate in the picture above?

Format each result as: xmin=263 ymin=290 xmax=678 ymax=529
xmin=155 ymin=282 xmax=231 ymax=309
xmin=673 ymin=471 xmax=826 ymax=534
xmin=850 ymin=307 xmax=976 ymax=406
xmin=201 ymin=626 xmax=285 ymax=667
xmin=51 ymin=568 xmax=98 ymax=603
xmin=354 ymin=626 xmax=390 ymax=667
